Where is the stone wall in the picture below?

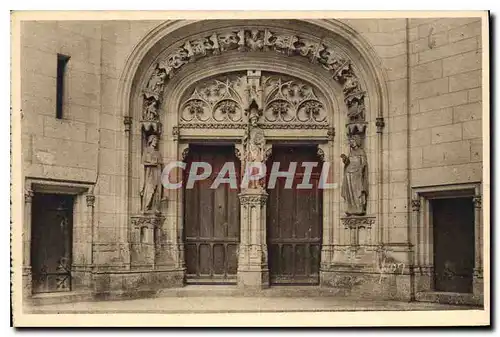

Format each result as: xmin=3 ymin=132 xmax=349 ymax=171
xmin=20 ymin=18 xmax=484 ymax=300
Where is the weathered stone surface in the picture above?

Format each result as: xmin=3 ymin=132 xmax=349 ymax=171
xmin=19 ymin=18 xmax=485 ymax=309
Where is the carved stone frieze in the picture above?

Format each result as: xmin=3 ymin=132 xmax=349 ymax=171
xmin=131 ymin=214 xmax=165 ymax=229
xmin=341 ymin=216 xmax=375 ymax=230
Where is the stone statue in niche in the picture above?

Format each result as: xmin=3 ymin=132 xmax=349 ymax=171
xmin=242 ymin=110 xmax=266 ymax=189
xmin=140 ymin=134 xmax=162 ymax=213
xmin=341 ymin=134 xmax=368 ymax=216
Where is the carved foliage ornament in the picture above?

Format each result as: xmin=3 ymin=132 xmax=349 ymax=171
xmin=143 ymin=28 xmax=367 ymax=130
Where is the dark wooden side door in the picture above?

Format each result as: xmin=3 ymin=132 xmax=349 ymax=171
xmin=184 ymin=145 xmax=240 ymax=284
xmin=432 ymin=197 xmax=475 ymax=293
xmin=31 ymin=193 xmax=74 ymax=293
xmin=267 ymin=146 xmax=322 ymax=285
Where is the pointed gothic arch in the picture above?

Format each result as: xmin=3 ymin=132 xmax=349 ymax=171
xmin=117 ymin=19 xmax=390 ymax=287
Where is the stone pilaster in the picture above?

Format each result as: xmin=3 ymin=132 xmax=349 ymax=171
xmin=472 ymin=195 xmax=483 ymax=300
xmin=237 ymin=189 xmax=269 ymax=289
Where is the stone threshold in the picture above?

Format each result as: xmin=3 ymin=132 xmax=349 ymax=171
xmin=27 ymin=290 xmax=94 ymax=307
xmin=415 ymin=291 xmax=483 ymax=307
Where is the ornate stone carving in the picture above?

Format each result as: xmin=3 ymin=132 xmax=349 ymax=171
xmin=181 ymin=77 xmax=245 ymax=123
xmin=473 ymin=195 xmax=482 ymax=208
xmin=176 ymin=122 xmax=247 ymax=130
xmin=140 ymin=134 xmax=162 ymax=214
xmin=181 ymin=146 xmax=190 ymax=161
xmin=239 ymin=192 xmax=268 ymax=207
xmin=131 ymin=214 xmax=165 ymax=229
xmin=342 ymin=216 xmax=375 ymax=229
xmin=411 ymin=199 xmax=421 ymax=212
xmin=327 ymin=127 xmax=335 ymax=141
xmin=145 ymin=28 xmax=366 ymax=131
xmin=262 ymin=76 xmax=326 ymax=124
xmin=172 ymin=126 xmax=180 ymax=141
xmin=123 ymin=116 xmax=132 ymax=132
xmin=341 ymin=134 xmax=368 ymax=216
xmin=86 ymin=195 xmax=95 ymax=207
xmin=179 ymin=72 xmax=328 ymax=129
xmin=342 ymin=216 xmax=375 ymax=249
xmin=242 ymin=110 xmax=267 ymax=190
xmin=317 ymin=147 xmax=325 ymax=162
xmin=24 ymin=189 xmax=34 ymax=203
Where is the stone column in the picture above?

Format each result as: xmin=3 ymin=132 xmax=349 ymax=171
xmin=23 ymin=187 xmax=34 ymax=298
xmin=317 ymin=143 xmax=334 ymax=271
xmin=237 ymin=189 xmax=269 ymax=289
xmin=473 ymin=195 xmax=483 ymax=299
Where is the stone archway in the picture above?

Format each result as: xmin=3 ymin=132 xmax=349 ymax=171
xmin=118 ymin=19 xmax=389 ymax=289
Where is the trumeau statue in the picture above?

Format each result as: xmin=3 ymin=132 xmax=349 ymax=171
xmin=243 ymin=110 xmax=266 ymax=163
xmin=140 ymin=134 xmax=162 ymax=213
xmin=341 ymin=134 xmax=368 ymax=216
xmin=242 ymin=109 xmax=266 ymax=189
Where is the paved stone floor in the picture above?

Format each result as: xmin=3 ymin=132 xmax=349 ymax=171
xmin=26 ymin=294 xmax=478 ymax=314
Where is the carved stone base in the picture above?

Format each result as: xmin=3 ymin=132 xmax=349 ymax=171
xmin=237 ymin=269 xmax=270 ymax=289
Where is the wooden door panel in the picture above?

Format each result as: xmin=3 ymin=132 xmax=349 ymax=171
xmin=433 ymin=197 xmax=474 ymax=293
xmin=31 ymin=193 xmax=74 ymax=293
xmin=184 ymin=145 xmax=240 ymax=284
xmin=267 ymin=146 xmax=322 ymax=284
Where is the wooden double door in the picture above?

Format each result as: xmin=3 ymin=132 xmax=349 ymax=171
xmin=266 ymin=146 xmax=323 ymax=285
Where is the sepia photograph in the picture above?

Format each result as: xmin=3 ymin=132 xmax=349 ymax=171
xmin=10 ymin=10 xmax=490 ymax=327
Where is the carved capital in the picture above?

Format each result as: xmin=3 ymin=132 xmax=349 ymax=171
xmin=238 ymin=191 xmax=268 ymax=207
xmin=123 ymin=116 xmax=132 ymax=132
xmin=376 ymin=117 xmax=385 ymax=134
xmin=473 ymin=195 xmax=482 ymax=209
xmin=341 ymin=216 xmax=375 ymax=229
xmin=411 ymin=199 xmax=421 ymax=212
xmin=86 ymin=194 xmax=95 ymax=208
xmin=24 ymin=189 xmax=34 ymax=204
